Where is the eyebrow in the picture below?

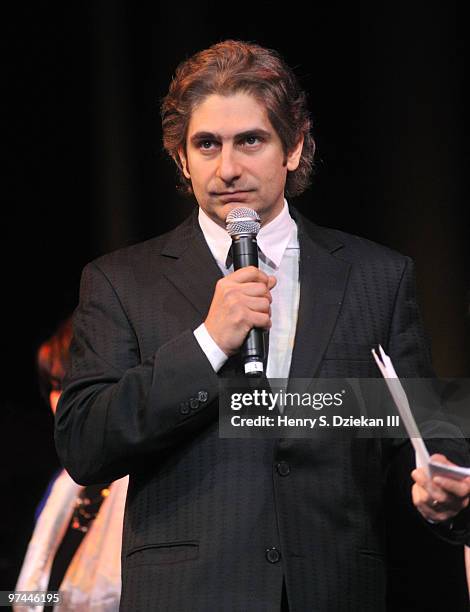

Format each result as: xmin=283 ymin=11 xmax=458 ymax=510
xmin=189 ymin=129 xmax=272 ymax=144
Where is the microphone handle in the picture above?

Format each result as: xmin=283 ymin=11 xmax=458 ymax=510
xmin=232 ymin=234 xmax=265 ymax=377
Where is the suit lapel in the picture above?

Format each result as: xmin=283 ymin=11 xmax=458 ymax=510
xmin=160 ymin=207 xmax=350 ymax=385
xmin=161 ymin=209 xmax=223 ymax=318
xmin=159 ymin=210 xmax=249 ymax=378
xmin=288 ymin=210 xmax=351 ymax=385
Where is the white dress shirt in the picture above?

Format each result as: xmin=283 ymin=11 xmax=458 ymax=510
xmin=194 ymin=200 xmax=300 ymax=380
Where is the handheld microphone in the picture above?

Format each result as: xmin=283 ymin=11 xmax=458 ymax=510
xmin=226 ymin=207 xmax=265 ymax=377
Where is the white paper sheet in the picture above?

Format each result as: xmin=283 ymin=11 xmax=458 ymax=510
xmin=372 ymin=345 xmax=470 ymax=481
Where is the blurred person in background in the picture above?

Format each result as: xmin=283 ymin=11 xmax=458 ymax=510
xmin=15 ymin=318 xmax=127 ymax=612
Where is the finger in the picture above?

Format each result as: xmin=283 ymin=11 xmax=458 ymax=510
xmin=411 ymin=468 xmax=430 ymax=488
xmin=244 ymin=296 xmax=271 ymax=313
xmin=426 ymin=507 xmax=458 ymax=522
xmin=435 ymin=494 xmax=469 ymax=513
xmin=426 ymin=490 xmax=454 ymax=508
xmin=411 ymin=469 xmax=441 ymax=499
xmin=433 ymin=476 xmax=470 ymax=498
xmin=416 ymin=476 xmax=469 ymax=511
xmin=426 ymin=498 xmax=467 ymax=519
xmin=417 ymin=481 xmax=468 ymax=514
xmin=412 ymin=483 xmax=431 ymax=506
xmin=412 ymin=485 xmax=440 ymax=518
xmin=412 ymin=482 xmax=442 ymax=506
xmin=235 ymin=282 xmax=273 ymax=299
xmin=412 ymin=484 xmax=455 ymax=521
xmin=231 ymin=266 xmax=271 ymax=284
xmin=249 ymin=311 xmax=272 ymax=329
xmin=430 ymin=453 xmax=453 ymax=466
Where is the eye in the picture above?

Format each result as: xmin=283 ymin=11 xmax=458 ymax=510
xmin=240 ymin=134 xmax=265 ymax=148
xmin=197 ymin=139 xmax=218 ymax=151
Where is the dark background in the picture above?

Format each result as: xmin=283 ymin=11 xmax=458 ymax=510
xmin=2 ymin=0 xmax=469 ymax=594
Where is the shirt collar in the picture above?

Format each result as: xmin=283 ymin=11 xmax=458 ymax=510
xmin=198 ymin=200 xmax=297 ymax=270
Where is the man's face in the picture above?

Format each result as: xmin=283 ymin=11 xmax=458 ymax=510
xmin=178 ymin=92 xmax=303 ymax=228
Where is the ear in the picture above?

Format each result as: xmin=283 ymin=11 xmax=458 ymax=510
xmin=286 ymin=136 xmax=304 ymax=171
xmin=178 ymin=147 xmax=191 ymax=179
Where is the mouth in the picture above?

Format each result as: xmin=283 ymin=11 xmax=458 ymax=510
xmin=214 ymin=190 xmax=253 ymax=203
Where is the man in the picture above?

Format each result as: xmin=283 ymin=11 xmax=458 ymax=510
xmin=55 ymin=40 xmax=470 ymax=611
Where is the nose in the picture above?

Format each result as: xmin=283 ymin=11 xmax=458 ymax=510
xmin=216 ymin=145 xmax=242 ymax=184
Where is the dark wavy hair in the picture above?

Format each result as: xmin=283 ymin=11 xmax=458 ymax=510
xmin=161 ymin=40 xmax=315 ymax=198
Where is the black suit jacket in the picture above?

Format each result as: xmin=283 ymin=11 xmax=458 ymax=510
xmin=55 ymin=207 xmax=470 ymax=611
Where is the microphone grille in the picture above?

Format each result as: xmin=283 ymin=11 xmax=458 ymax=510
xmin=225 ymin=207 xmax=261 ymax=237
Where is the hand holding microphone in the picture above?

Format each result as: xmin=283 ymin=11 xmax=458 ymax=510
xmin=204 ymin=207 xmax=276 ymax=376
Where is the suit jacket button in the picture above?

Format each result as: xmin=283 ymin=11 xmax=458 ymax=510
xmin=198 ymin=390 xmax=208 ymax=402
xmin=265 ymin=547 xmax=281 ymax=563
xmin=190 ymin=397 xmax=200 ymax=410
xmin=180 ymin=402 xmax=190 ymax=415
xmin=276 ymin=461 xmax=291 ymax=476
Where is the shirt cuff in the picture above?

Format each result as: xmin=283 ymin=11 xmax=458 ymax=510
xmin=194 ymin=323 xmax=229 ymax=373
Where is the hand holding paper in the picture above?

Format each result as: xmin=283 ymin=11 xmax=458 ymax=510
xmin=412 ymin=454 xmax=470 ymax=524
xmin=372 ymin=345 xmax=470 ymax=523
